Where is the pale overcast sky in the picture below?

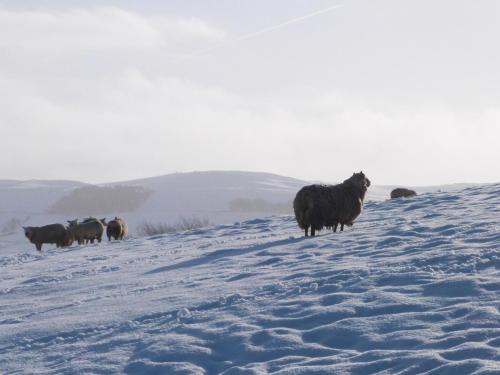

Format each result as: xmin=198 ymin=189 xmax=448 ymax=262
xmin=1 ymin=0 xmax=499 ymax=185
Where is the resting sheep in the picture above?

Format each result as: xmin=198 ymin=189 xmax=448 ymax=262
xmin=390 ymin=188 xmax=417 ymax=199
xmin=293 ymin=171 xmax=371 ymax=237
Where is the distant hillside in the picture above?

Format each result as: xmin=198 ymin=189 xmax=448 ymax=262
xmin=47 ymin=185 xmax=152 ymax=216
xmin=110 ymin=171 xmax=308 ymax=215
xmin=0 ymin=179 xmax=86 ymax=214
xmin=228 ymin=198 xmax=292 ymax=214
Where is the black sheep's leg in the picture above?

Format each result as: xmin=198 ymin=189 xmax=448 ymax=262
xmin=305 ymin=227 xmax=309 ymax=237
xmin=333 ymin=223 xmax=338 ymax=232
xmin=340 ymin=223 xmax=344 ymax=232
xmin=311 ymin=227 xmax=316 ymax=237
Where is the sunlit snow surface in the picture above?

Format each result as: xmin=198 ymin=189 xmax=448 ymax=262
xmin=1 ymin=185 xmax=499 ymax=374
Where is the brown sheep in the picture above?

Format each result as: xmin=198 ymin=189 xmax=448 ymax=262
xmin=68 ymin=219 xmax=104 ymax=245
xmin=23 ymin=224 xmax=73 ymax=251
xmin=390 ymin=188 xmax=417 ymax=199
xmin=80 ymin=217 xmax=107 ymax=243
xmin=293 ymin=172 xmax=371 ymax=237
xmin=106 ymin=217 xmax=128 ymax=241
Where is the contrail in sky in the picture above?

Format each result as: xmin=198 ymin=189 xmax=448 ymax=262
xmin=235 ymin=3 xmax=343 ymax=42
xmin=181 ymin=3 xmax=344 ymax=59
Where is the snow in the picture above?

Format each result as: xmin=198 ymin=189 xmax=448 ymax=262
xmin=0 ymin=183 xmax=499 ymax=374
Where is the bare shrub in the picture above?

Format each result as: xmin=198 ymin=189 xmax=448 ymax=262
xmin=137 ymin=216 xmax=210 ymax=237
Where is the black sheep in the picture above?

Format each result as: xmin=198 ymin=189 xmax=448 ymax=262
xmin=293 ymin=172 xmax=370 ymax=237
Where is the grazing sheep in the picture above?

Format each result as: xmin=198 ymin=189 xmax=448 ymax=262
xmin=106 ymin=217 xmax=128 ymax=241
xmin=23 ymin=224 xmax=73 ymax=251
xmin=68 ymin=219 xmax=104 ymax=245
xmin=390 ymin=188 xmax=417 ymax=199
xmin=293 ymin=171 xmax=371 ymax=237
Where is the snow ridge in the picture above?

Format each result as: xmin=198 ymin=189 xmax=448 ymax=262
xmin=0 ymin=184 xmax=499 ymax=374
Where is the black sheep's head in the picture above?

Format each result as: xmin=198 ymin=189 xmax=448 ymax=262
xmin=359 ymin=171 xmax=371 ymax=188
xmin=67 ymin=219 xmax=78 ymax=228
xmin=22 ymin=226 xmax=33 ymax=239
xmin=347 ymin=171 xmax=371 ymax=190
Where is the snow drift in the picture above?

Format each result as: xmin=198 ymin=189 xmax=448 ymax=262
xmin=0 ymin=183 xmax=499 ymax=374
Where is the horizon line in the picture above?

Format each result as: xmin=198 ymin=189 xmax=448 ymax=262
xmin=0 ymin=169 xmax=495 ymax=188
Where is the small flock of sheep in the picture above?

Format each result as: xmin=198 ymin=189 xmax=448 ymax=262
xmin=293 ymin=171 xmax=417 ymax=237
xmin=23 ymin=172 xmax=418 ymax=248
xmin=23 ymin=217 xmax=128 ymax=251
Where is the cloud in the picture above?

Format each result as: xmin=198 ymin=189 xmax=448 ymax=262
xmin=1 ymin=69 xmax=499 ymax=185
xmin=0 ymin=4 xmax=499 ymax=185
xmin=0 ymin=7 xmax=226 ymax=52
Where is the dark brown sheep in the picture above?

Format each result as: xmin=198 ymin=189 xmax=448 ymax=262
xmin=390 ymin=188 xmax=417 ymax=199
xmin=23 ymin=224 xmax=73 ymax=251
xmin=293 ymin=172 xmax=371 ymax=237
xmin=106 ymin=217 xmax=128 ymax=241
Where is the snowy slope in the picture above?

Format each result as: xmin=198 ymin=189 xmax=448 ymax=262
xmin=0 ymin=184 xmax=499 ymax=374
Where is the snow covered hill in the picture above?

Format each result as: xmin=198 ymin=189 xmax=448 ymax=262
xmin=0 ymin=184 xmax=499 ymax=374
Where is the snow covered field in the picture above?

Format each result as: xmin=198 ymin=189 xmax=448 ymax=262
xmin=0 ymin=183 xmax=499 ymax=374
